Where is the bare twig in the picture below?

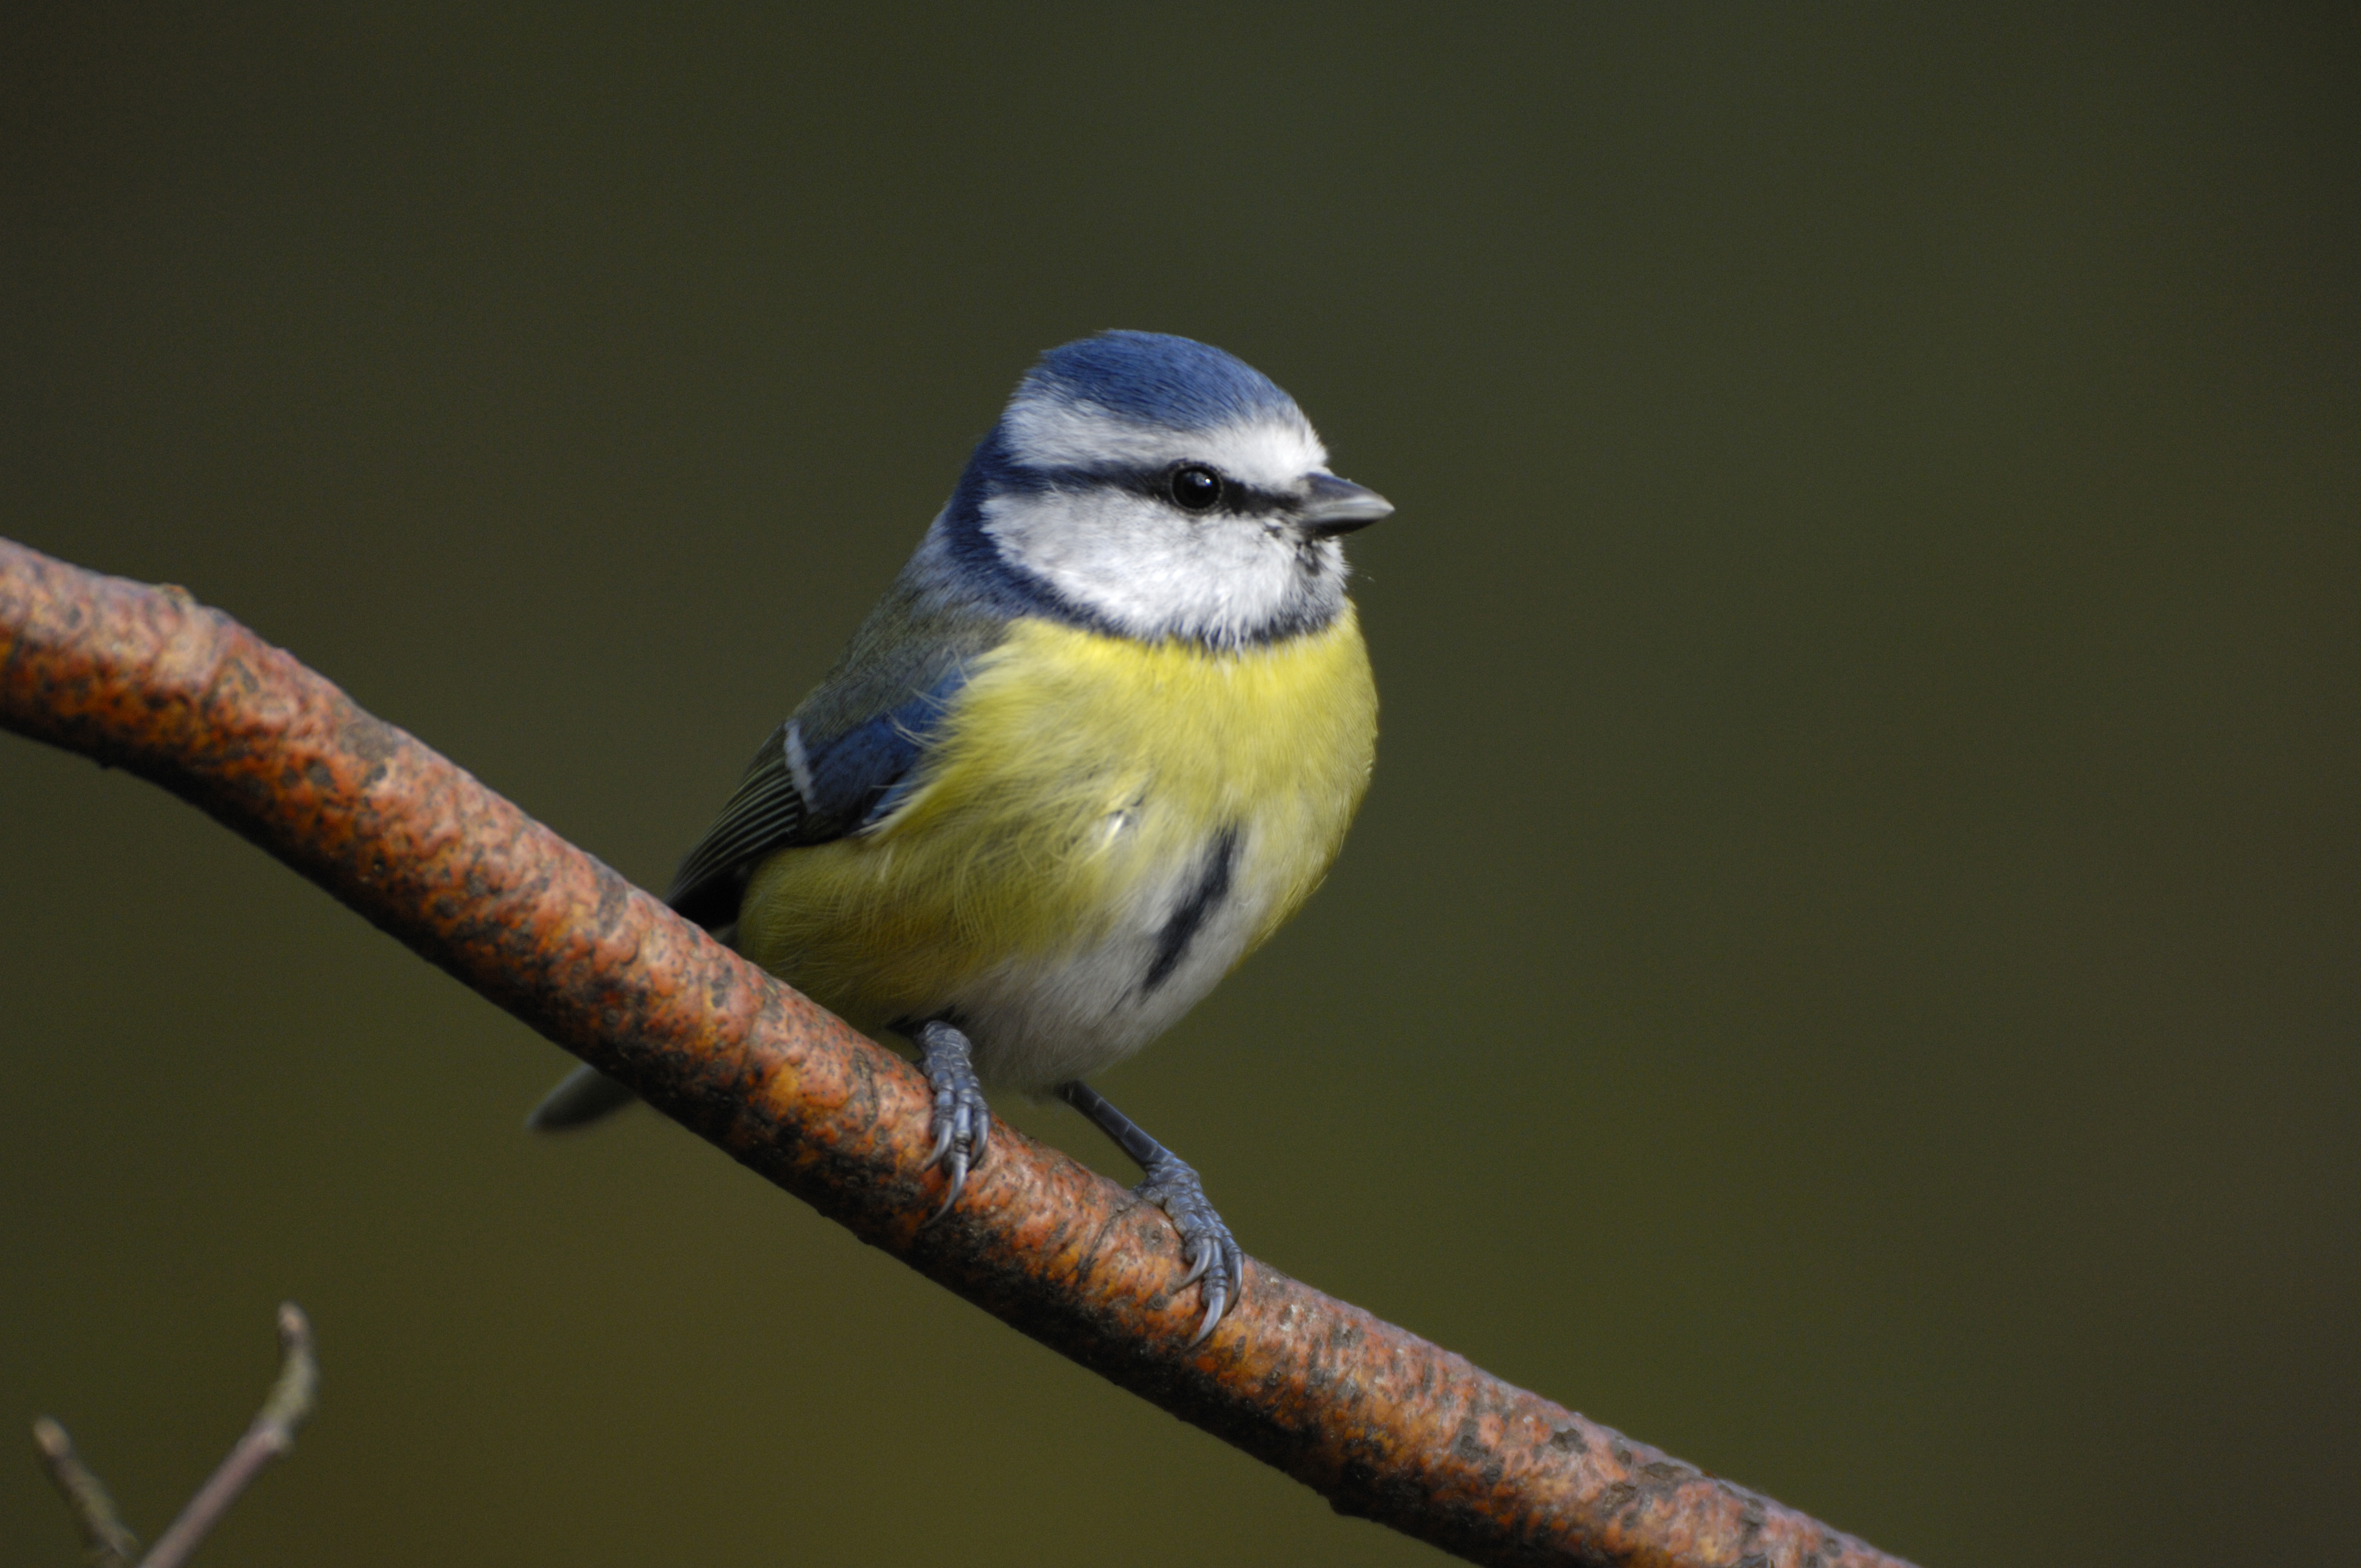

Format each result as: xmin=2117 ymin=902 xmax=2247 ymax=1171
xmin=30 ymin=1304 xmax=315 ymax=1568
xmin=0 ymin=536 xmax=1916 ymax=1567
xmin=31 ymin=1418 xmax=139 ymax=1568
xmin=138 ymin=1304 xmax=317 ymax=1568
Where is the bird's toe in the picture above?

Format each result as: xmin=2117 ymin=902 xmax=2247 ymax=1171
xmin=1138 ymin=1157 xmax=1245 ymax=1342
xmin=914 ymin=1021 xmax=993 ymax=1221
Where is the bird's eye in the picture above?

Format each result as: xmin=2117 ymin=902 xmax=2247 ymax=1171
xmin=1169 ymin=464 xmax=1223 ymax=513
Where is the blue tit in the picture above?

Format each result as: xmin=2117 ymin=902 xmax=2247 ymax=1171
xmin=529 ymin=330 xmax=1391 ymax=1337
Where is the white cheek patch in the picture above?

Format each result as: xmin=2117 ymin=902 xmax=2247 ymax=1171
xmin=1002 ymin=394 xmax=1327 ymax=491
xmin=982 ymin=488 xmax=1340 ymax=644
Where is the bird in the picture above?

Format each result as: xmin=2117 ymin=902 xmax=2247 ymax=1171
xmin=526 ymin=330 xmax=1390 ymax=1340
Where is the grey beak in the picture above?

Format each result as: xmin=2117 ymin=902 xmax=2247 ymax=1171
xmin=1296 ymin=472 xmax=1395 ymax=536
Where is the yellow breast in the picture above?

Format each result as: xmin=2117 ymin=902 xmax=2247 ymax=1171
xmin=737 ymin=608 xmax=1377 ymax=1044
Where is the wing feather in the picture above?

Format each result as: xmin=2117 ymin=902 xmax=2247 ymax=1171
xmin=662 ymin=667 xmax=970 ymax=929
xmin=663 ymin=723 xmax=806 ymax=924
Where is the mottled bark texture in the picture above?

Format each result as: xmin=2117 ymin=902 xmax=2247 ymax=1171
xmin=0 ymin=537 xmax=1914 ymax=1568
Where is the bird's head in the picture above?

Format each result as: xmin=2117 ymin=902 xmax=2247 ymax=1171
xmin=942 ymin=331 xmax=1392 ymax=647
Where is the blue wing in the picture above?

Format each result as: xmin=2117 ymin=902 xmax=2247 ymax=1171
xmin=663 ymin=669 xmax=965 ymax=929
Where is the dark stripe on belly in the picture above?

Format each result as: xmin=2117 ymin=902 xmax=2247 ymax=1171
xmin=1143 ymin=826 xmax=1240 ymax=995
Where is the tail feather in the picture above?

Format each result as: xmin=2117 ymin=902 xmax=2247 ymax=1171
xmin=526 ymin=1064 xmax=639 ymax=1131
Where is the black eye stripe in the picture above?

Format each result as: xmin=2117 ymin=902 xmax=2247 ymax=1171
xmin=1153 ymin=462 xmax=1288 ymax=517
xmin=1001 ymin=461 xmax=1288 ymax=516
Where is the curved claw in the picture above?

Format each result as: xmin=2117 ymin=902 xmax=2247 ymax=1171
xmin=1189 ymin=1274 xmax=1231 ymax=1347
xmin=927 ymin=1143 xmax=971 ymax=1223
xmin=1054 ymin=1082 xmax=1247 ymax=1343
xmin=912 ymin=1020 xmax=992 ymax=1223
xmin=1136 ymin=1155 xmax=1245 ymax=1343
xmin=1199 ymin=1237 xmax=1245 ymax=1342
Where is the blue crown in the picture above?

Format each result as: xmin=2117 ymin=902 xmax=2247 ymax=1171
xmin=1021 ymin=331 xmax=1297 ymax=432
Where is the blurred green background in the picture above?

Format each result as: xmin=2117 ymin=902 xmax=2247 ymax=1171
xmin=4 ymin=6 xmax=2355 ymax=1565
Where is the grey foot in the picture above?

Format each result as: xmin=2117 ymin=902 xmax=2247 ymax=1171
xmin=1136 ymin=1152 xmax=1245 ymax=1344
xmin=1057 ymin=1080 xmax=1245 ymax=1343
xmin=912 ymin=1019 xmax=992 ymax=1219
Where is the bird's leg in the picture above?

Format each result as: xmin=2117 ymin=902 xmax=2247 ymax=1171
xmin=909 ymin=1019 xmax=992 ymax=1219
xmin=1057 ymin=1080 xmax=1244 ymax=1343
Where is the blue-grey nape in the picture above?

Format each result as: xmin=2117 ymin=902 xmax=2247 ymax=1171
xmin=1024 ymin=330 xmax=1300 ymax=433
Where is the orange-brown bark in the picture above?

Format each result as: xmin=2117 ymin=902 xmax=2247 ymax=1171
xmin=0 ymin=536 xmax=1914 ymax=1568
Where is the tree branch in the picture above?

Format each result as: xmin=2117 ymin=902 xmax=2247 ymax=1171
xmin=0 ymin=536 xmax=1913 ymax=1568
xmin=32 ymin=1304 xmax=317 ymax=1568
xmin=31 ymin=1418 xmax=139 ymax=1568
xmin=139 ymin=1304 xmax=317 ymax=1568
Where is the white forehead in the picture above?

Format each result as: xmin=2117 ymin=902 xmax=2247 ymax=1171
xmin=1000 ymin=390 xmax=1329 ymax=490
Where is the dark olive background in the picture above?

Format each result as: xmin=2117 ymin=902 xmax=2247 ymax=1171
xmin=4 ymin=7 xmax=2355 ymax=1565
